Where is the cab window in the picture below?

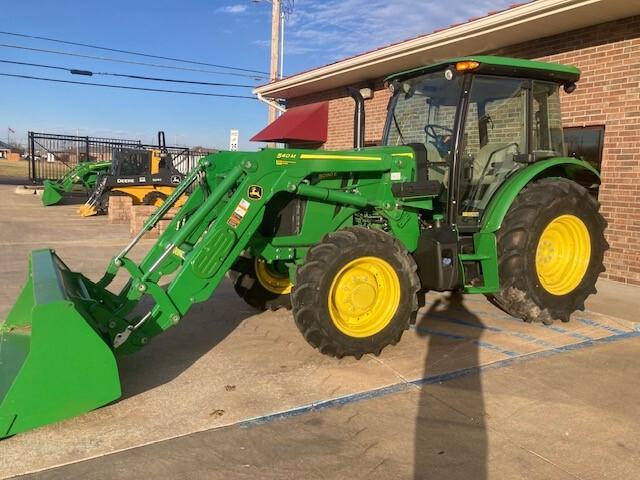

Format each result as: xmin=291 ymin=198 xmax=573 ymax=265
xmin=458 ymin=76 xmax=528 ymax=225
xmin=384 ymin=72 xmax=463 ymax=203
xmin=533 ymin=80 xmax=564 ymax=157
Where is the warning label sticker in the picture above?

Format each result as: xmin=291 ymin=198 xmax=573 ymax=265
xmin=227 ymin=198 xmax=250 ymax=228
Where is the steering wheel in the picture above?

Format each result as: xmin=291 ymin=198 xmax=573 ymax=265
xmin=424 ymin=124 xmax=454 ymax=157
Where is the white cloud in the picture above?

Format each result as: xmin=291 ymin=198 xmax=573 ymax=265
xmin=217 ymin=4 xmax=247 ymax=14
xmin=252 ymin=39 xmax=271 ymax=48
xmin=283 ymin=0 xmax=525 ymax=61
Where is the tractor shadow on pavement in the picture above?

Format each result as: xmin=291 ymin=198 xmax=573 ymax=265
xmin=57 ymin=194 xmax=92 ymax=206
xmin=117 ymin=282 xmax=252 ymax=399
xmin=414 ymin=292 xmax=487 ymax=480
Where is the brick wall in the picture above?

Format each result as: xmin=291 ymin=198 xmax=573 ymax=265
xmin=109 ymin=195 xmax=179 ymax=239
xmin=129 ymin=205 xmax=179 ymax=239
xmin=108 ymin=195 xmax=133 ymax=225
xmin=495 ymin=16 xmax=640 ymax=285
xmin=286 ymin=15 xmax=640 ymax=286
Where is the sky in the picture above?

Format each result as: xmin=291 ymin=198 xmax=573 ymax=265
xmin=1 ymin=0 xmax=519 ymax=150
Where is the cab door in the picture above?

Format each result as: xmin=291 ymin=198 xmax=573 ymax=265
xmin=455 ymin=76 xmax=529 ymax=229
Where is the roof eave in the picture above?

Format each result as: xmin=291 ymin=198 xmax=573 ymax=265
xmin=254 ymin=0 xmax=639 ymax=100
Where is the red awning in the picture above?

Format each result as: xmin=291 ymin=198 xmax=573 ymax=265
xmin=251 ymin=102 xmax=328 ymax=143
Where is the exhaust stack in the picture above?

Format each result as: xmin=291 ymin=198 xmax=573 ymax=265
xmin=347 ymin=87 xmax=365 ymax=149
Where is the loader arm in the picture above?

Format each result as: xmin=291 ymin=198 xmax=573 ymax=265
xmin=93 ymin=148 xmax=418 ymax=353
xmin=0 ymin=146 xmax=424 ymax=437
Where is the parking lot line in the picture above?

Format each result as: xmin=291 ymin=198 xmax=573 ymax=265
xmin=239 ymin=329 xmax=640 ymax=430
xmin=411 ymin=325 xmax=521 ymax=357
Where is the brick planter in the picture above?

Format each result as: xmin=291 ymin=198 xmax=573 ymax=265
xmin=108 ymin=195 xmax=133 ymax=224
xmin=129 ymin=205 xmax=179 ymax=239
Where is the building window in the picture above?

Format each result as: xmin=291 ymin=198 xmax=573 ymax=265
xmin=563 ymin=125 xmax=605 ymax=171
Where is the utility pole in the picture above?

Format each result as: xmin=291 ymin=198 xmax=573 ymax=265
xmin=268 ymin=0 xmax=281 ymax=125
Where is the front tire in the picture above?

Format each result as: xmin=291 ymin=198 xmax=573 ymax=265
xmin=142 ymin=191 xmax=168 ymax=207
xmin=491 ymin=178 xmax=607 ymax=324
xmin=292 ymin=227 xmax=420 ymax=359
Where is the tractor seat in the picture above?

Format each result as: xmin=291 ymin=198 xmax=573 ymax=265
xmin=473 ymin=143 xmax=519 ymax=183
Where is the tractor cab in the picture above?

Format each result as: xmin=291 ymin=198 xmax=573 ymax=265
xmin=383 ymin=56 xmax=579 ymax=230
xmin=110 ymin=131 xmax=182 ymax=185
xmin=110 ymin=148 xmax=177 ymax=183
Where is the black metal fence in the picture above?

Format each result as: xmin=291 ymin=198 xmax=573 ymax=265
xmin=28 ymin=132 xmax=205 ymax=182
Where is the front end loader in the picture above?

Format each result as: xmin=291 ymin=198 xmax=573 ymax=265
xmin=0 ymin=56 xmax=607 ymax=438
xmin=41 ymin=161 xmax=111 ymax=206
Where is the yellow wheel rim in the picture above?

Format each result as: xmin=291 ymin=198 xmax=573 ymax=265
xmin=535 ymin=214 xmax=591 ymax=296
xmin=255 ymin=258 xmax=293 ymax=295
xmin=328 ymin=256 xmax=401 ymax=338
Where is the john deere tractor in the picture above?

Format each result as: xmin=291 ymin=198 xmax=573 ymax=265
xmin=41 ymin=161 xmax=111 ymax=206
xmin=0 ymin=56 xmax=606 ymax=438
xmin=78 ymin=132 xmax=186 ymax=216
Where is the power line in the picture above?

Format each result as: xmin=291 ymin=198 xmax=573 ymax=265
xmin=0 ymin=72 xmax=258 ymax=99
xmin=0 ymin=59 xmax=256 ymax=88
xmin=0 ymin=30 xmax=268 ymax=75
xmin=0 ymin=43 xmax=269 ymax=80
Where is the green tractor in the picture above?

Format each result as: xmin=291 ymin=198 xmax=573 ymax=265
xmin=41 ymin=160 xmax=111 ymax=206
xmin=0 ymin=56 xmax=606 ymax=438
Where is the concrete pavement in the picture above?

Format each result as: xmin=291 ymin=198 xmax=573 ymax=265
xmin=1 ymin=184 xmax=639 ymax=480
xmin=17 ymin=337 xmax=640 ymax=480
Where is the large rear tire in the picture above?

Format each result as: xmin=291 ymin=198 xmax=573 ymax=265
xmin=292 ymin=227 xmax=420 ymax=359
xmin=491 ymin=178 xmax=607 ymax=324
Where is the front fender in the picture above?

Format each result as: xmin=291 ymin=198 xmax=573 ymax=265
xmin=480 ymin=157 xmax=600 ymax=233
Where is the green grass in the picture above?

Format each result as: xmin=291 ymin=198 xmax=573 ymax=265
xmin=0 ymin=160 xmax=29 ymax=183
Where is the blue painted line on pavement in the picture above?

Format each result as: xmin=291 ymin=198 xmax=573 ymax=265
xmin=423 ymin=311 xmax=556 ymax=349
xmin=410 ymin=325 xmax=520 ymax=358
xmin=545 ymin=324 xmax=595 ymax=341
xmin=423 ymin=300 xmax=568 ymax=334
xmin=575 ymin=317 xmax=628 ymax=336
xmin=441 ymin=300 xmax=599 ymax=342
xmin=423 ymin=297 xmax=631 ymax=343
xmin=474 ymin=340 xmax=519 ymax=357
xmin=422 ymin=298 xmax=581 ymax=342
xmin=238 ymin=330 xmax=640 ymax=430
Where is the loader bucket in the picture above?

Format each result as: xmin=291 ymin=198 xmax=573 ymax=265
xmin=0 ymin=249 xmax=121 ymax=438
xmin=41 ymin=180 xmax=64 ymax=206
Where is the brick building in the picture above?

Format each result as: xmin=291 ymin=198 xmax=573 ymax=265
xmin=254 ymin=0 xmax=640 ymax=286
xmin=0 ymin=140 xmax=22 ymax=162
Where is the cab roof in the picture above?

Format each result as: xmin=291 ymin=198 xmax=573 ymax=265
xmin=385 ymin=55 xmax=580 ymax=85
